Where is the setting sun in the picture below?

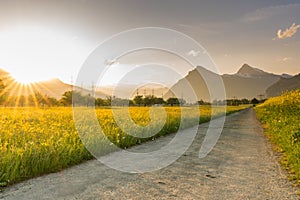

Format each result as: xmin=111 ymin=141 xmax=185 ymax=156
xmin=10 ymin=71 xmax=41 ymax=84
xmin=0 ymin=25 xmax=90 ymax=84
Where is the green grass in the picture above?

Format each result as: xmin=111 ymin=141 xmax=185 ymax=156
xmin=255 ymin=90 xmax=300 ymax=185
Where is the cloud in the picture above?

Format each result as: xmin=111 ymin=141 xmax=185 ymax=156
xmin=242 ymin=3 xmax=300 ymax=22
xmin=277 ymin=57 xmax=292 ymax=62
xmin=276 ymin=23 xmax=300 ymax=39
xmin=282 ymin=57 xmax=292 ymax=62
xmin=187 ymin=50 xmax=200 ymax=57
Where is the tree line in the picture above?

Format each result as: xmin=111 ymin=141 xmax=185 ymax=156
xmin=0 ymin=79 xmax=261 ymax=107
xmin=206 ymin=98 xmax=262 ymax=106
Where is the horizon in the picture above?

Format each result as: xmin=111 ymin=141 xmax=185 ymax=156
xmin=0 ymin=62 xmax=298 ymax=87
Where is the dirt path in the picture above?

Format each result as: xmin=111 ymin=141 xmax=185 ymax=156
xmin=1 ymin=109 xmax=298 ymax=199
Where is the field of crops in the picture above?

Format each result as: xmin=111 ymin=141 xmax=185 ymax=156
xmin=255 ymin=90 xmax=300 ymax=184
xmin=0 ymin=105 xmax=249 ymax=186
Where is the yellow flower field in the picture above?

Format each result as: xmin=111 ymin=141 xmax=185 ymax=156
xmin=0 ymin=105 xmax=249 ymax=186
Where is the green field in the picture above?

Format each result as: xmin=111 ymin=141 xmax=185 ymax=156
xmin=255 ymin=90 xmax=300 ymax=184
xmin=0 ymin=105 xmax=249 ymax=187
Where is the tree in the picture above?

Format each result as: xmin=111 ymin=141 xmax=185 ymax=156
xmin=48 ymin=97 xmax=59 ymax=106
xmin=197 ymin=99 xmax=211 ymax=105
xmin=143 ymin=95 xmax=155 ymax=106
xmin=241 ymin=98 xmax=250 ymax=105
xmin=60 ymin=91 xmax=73 ymax=106
xmin=19 ymin=95 xmax=25 ymax=107
xmin=167 ymin=97 xmax=180 ymax=106
xmin=133 ymin=95 xmax=143 ymax=106
xmin=111 ymin=97 xmax=129 ymax=106
xmin=154 ymin=97 xmax=165 ymax=105
xmin=251 ymin=98 xmax=259 ymax=105
xmin=34 ymin=92 xmax=47 ymax=107
xmin=95 ymin=98 xmax=106 ymax=107
xmin=105 ymin=96 xmax=112 ymax=106
xmin=198 ymin=99 xmax=205 ymax=105
xmin=60 ymin=91 xmax=84 ymax=106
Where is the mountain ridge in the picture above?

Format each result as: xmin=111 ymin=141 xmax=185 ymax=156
xmin=1 ymin=65 xmax=298 ymax=101
xmin=164 ymin=64 xmax=289 ymax=101
xmin=266 ymin=73 xmax=300 ymax=97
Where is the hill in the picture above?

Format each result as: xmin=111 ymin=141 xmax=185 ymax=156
xmin=0 ymin=68 xmax=106 ymax=99
xmin=222 ymin=64 xmax=282 ymax=99
xmin=0 ymin=68 xmax=14 ymax=83
xmin=266 ymin=73 xmax=300 ymax=97
xmin=164 ymin=64 xmax=283 ymax=101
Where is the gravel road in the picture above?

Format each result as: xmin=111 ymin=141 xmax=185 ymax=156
xmin=0 ymin=108 xmax=298 ymax=199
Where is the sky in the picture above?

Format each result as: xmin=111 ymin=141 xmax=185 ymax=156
xmin=0 ymin=0 xmax=299 ymax=86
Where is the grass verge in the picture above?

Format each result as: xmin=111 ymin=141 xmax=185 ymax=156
xmin=255 ymin=90 xmax=300 ymax=186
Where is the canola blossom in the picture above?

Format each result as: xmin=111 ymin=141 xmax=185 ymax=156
xmin=255 ymin=90 xmax=300 ymax=184
xmin=0 ymin=105 xmax=249 ymax=186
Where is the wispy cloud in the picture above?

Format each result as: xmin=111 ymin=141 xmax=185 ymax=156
xmin=187 ymin=50 xmax=200 ymax=57
xmin=276 ymin=23 xmax=300 ymax=39
xmin=277 ymin=57 xmax=292 ymax=62
xmin=242 ymin=3 xmax=300 ymax=22
xmin=282 ymin=57 xmax=292 ymax=61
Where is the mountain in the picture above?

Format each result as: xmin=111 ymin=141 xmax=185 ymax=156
xmin=222 ymin=64 xmax=282 ymax=99
xmin=2 ymin=65 xmax=296 ymax=101
xmin=164 ymin=64 xmax=283 ymax=101
xmin=281 ymin=73 xmax=293 ymax=79
xmin=163 ymin=66 xmax=219 ymax=102
xmin=0 ymin=68 xmax=14 ymax=83
xmin=236 ymin=64 xmax=272 ymax=78
xmin=235 ymin=64 xmax=282 ymax=78
xmin=0 ymin=68 xmax=9 ymax=77
xmin=266 ymin=73 xmax=300 ymax=97
xmin=0 ymin=68 xmax=106 ymax=99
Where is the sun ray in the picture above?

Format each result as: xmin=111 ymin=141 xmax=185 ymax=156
xmin=1 ymin=80 xmax=20 ymax=106
xmin=26 ymin=83 xmax=39 ymax=107
xmin=23 ymin=84 xmax=30 ymax=106
xmin=34 ymin=81 xmax=56 ymax=98
xmin=0 ymin=77 xmax=61 ymax=107
xmin=32 ymin=83 xmax=53 ymax=107
xmin=14 ymin=83 xmax=26 ymax=107
xmin=0 ymin=75 xmax=17 ymax=95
